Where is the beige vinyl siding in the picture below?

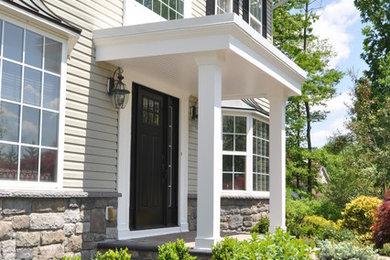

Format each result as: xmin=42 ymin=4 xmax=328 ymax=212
xmin=192 ymin=0 xmax=206 ymax=17
xmin=188 ymin=97 xmax=198 ymax=195
xmin=45 ymin=0 xmax=123 ymax=191
xmin=266 ymin=0 xmax=273 ymax=42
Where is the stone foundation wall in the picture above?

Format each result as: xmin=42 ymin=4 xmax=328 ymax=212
xmin=0 ymin=191 xmax=119 ymax=260
xmin=188 ymin=195 xmax=269 ymax=232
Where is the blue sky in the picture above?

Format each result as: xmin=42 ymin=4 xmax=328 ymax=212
xmin=310 ymin=0 xmax=368 ymax=147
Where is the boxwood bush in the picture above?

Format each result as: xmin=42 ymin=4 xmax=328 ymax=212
xmin=158 ymin=239 xmax=196 ymax=260
xmin=250 ymin=216 xmax=270 ymax=234
xmin=318 ymin=240 xmax=378 ymax=260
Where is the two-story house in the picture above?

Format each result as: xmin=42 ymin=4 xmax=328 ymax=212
xmin=0 ymin=0 xmax=305 ymax=258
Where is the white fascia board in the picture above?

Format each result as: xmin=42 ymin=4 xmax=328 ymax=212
xmin=0 ymin=1 xmax=80 ymax=56
xmin=93 ymin=13 xmax=305 ymax=95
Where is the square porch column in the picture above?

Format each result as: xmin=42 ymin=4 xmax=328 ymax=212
xmin=195 ymin=54 xmax=224 ymax=250
xmin=268 ymin=89 xmax=287 ymax=232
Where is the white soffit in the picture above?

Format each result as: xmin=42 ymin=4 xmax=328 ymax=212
xmin=93 ymin=13 xmax=306 ymax=97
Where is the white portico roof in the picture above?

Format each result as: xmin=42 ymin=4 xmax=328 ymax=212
xmin=93 ymin=13 xmax=306 ymax=99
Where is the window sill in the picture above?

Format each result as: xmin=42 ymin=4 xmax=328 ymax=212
xmin=0 ymin=189 xmax=122 ymax=199
xmin=221 ymin=191 xmax=269 ymax=199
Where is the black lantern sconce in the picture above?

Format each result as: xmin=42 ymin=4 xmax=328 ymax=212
xmin=190 ymin=105 xmax=198 ymax=120
xmin=107 ymin=67 xmax=130 ymax=109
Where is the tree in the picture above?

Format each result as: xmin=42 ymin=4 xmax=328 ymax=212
xmin=274 ymin=0 xmax=343 ymax=191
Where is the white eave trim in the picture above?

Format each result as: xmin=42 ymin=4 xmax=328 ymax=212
xmin=93 ymin=13 xmax=306 ymax=96
xmin=0 ymin=1 xmax=80 ymax=56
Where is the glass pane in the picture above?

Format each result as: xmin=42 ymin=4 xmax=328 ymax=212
xmin=44 ymin=38 xmax=62 ymax=74
xmin=145 ymin=0 xmax=152 ymax=9
xmin=169 ymin=9 xmax=176 ymax=20
xmin=0 ymin=20 xmax=2 ymax=52
xmin=235 ymin=135 xmax=246 ymax=151
xmin=169 ymin=0 xmax=176 ymax=9
xmin=223 ymin=173 xmax=232 ymax=190
xmin=223 ymin=134 xmax=233 ymax=151
xmin=265 ymin=158 xmax=269 ymax=173
xmin=42 ymin=111 xmax=58 ymax=147
xmin=2 ymin=61 xmax=22 ymax=101
xmin=23 ymin=67 xmax=42 ymax=106
xmin=20 ymin=146 xmax=38 ymax=181
xmin=161 ymin=4 xmax=169 ymax=19
xmin=265 ymin=175 xmax=269 ymax=191
xmin=178 ymin=0 xmax=184 ymax=14
xmin=235 ymin=117 xmax=246 ymax=133
xmin=4 ymin=22 xmax=24 ymax=62
xmin=265 ymin=123 xmax=269 ymax=139
xmin=0 ymin=102 xmax=20 ymax=142
xmin=43 ymin=73 xmax=60 ymax=110
xmin=25 ymin=30 xmax=43 ymax=68
xmin=223 ymin=116 xmax=233 ymax=133
xmin=262 ymin=175 xmax=267 ymax=191
xmin=21 ymin=106 xmax=40 ymax=145
xmin=234 ymin=155 xmax=245 ymax=172
xmin=223 ymin=155 xmax=232 ymax=171
xmin=234 ymin=174 xmax=245 ymax=190
xmin=253 ymin=174 xmax=261 ymax=191
xmin=40 ymin=149 xmax=57 ymax=182
xmin=153 ymin=0 xmax=161 ymax=14
xmin=0 ymin=143 xmax=18 ymax=180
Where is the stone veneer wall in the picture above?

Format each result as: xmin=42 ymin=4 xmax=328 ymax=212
xmin=0 ymin=191 xmax=119 ymax=260
xmin=188 ymin=195 xmax=269 ymax=232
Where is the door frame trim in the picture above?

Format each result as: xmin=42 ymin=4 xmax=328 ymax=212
xmin=116 ymin=71 xmax=189 ymax=240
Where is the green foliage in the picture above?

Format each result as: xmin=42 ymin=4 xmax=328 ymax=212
xmin=318 ymin=240 xmax=378 ymax=260
xmin=372 ymin=190 xmax=390 ymax=248
xmin=340 ymin=195 xmax=381 ymax=239
xmin=211 ymin=228 xmax=312 ymax=260
xmin=95 ymin=248 xmax=131 ymax=260
xmin=250 ymin=216 xmax=270 ymax=234
xmin=322 ymin=227 xmax=356 ymax=242
xmin=60 ymin=257 xmax=82 ymax=260
xmin=379 ymin=243 xmax=390 ymax=256
xmin=158 ymin=239 xmax=196 ymax=260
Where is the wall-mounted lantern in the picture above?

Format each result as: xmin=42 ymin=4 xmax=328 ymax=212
xmin=107 ymin=67 xmax=130 ymax=109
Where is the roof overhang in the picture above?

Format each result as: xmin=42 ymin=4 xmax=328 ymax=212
xmin=93 ymin=13 xmax=306 ymax=99
xmin=0 ymin=0 xmax=81 ymax=56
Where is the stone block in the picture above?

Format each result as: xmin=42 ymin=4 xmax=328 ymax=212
xmin=2 ymin=199 xmax=31 ymax=215
xmin=240 ymin=208 xmax=252 ymax=215
xmin=228 ymin=215 xmax=243 ymax=229
xmin=220 ymin=223 xmax=229 ymax=230
xmin=76 ymin=222 xmax=90 ymax=234
xmin=90 ymin=209 xmax=105 ymax=233
xmin=80 ymin=210 xmax=90 ymax=222
xmin=12 ymin=215 xmax=30 ymax=230
xmin=39 ymin=244 xmax=64 ymax=259
xmin=94 ymin=233 xmax=106 ymax=241
xmin=41 ymin=230 xmax=65 ymax=245
xmin=243 ymin=216 xmax=252 ymax=221
xmin=243 ymin=221 xmax=252 ymax=227
xmin=82 ymin=241 xmax=96 ymax=250
xmin=106 ymin=227 xmax=117 ymax=240
xmin=68 ymin=198 xmax=80 ymax=209
xmin=32 ymin=199 xmax=65 ymax=213
xmin=64 ymin=209 xmax=80 ymax=223
xmin=67 ymin=235 xmax=82 ymax=252
xmin=82 ymin=233 xmax=94 ymax=242
xmin=30 ymin=213 xmax=64 ymax=230
xmin=107 ymin=198 xmax=118 ymax=208
xmin=16 ymin=248 xmax=33 ymax=259
xmin=94 ymin=199 xmax=107 ymax=208
xmin=64 ymin=223 xmax=75 ymax=236
xmin=16 ymin=232 xmax=40 ymax=247
xmin=0 ymin=222 xmax=12 ymax=241
xmin=2 ymin=239 xmax=16 ymax=260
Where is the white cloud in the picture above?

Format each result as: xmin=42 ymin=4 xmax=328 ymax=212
xmin=312 ymin=0 xmax=360 ymax=67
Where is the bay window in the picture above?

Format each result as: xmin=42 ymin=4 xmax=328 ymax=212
xmin=0 ymin=19 xmax=63 ymax=185
xmin=222 ymin=114 xmax=269 ymax=192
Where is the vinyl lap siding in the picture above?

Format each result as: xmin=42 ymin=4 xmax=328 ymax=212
xmin=192 ymin=0 xmax=206 ymax=17
xmin=45 ymin=0 xmax=123 ymax=191
xmin=188 ymin=97 xmax=198 ymax=195
xmin=266 ymin=0 xmax=273 ymax=42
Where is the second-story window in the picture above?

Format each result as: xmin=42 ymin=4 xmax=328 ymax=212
xmin=249 ymin=0 xmax=262 ymax=33
xmin=216 ymin=0 xmax=231 ymax=14
xmin=137 ymin=0 xmax=184 ymax=20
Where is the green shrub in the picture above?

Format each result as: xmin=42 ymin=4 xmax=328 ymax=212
xmin=318 ymin=240 xmax=378 ymax=260
xmin=250 ymin=216 xmax=270 ymax=234
xmin=340 ymin=196 xmax=381 ymax=239
xmin=379 ymin=243 xmax=390 ymax=256
xmin=60 ymin=257 xmax=82 ymax=260
xmin=158 ymin=239 xmax=196 ymax=260
xmin=312 ymin=200 xmax=343 ymax=221
xmin=322 ymin=227 xmax=356 ymax=242
xmin=212 ymin=228 xmax=312 ymax=259
xmin=95 ymin=248 xmax=131 ymax=260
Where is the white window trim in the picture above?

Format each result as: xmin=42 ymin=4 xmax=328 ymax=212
xmin=0 ymin=14 xmax=67 ymax=190
xmin=249 ymin=0 xmax=262 ymax=34
xmin=222 ymin=109 xmax=270 ymax=197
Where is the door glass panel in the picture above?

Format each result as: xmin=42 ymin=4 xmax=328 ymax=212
xmin=0 ymin=143 xmax=18 ymax=180
xmin=1 ymin=61 xmax=22 ymax=102
xmin=23 ymin=67 xmax=42 ymax=106
xmin=25 ymin=30 xmax=43 ymax=68
xmin=21 ymin=106 xmax=40 ymax=145
xmin=0 ymin=102 xmax=20 ymax=142
xmin=4 ymin=22 xmax=23 ymax=62
xmin=20 ymin=146 xmax=38 ymax=181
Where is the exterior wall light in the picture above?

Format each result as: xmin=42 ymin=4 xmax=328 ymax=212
xmin=107 ymin=67 xmax=130 ymax=109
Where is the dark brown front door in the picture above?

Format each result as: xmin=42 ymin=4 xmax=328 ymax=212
xmin=130 ymin=83 xmax=178 ymax=230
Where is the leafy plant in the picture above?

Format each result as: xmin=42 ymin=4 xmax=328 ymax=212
xmin=379 ymin=243 xmax=390 ymax=256
xmin=372 ymin=190 xmax=390 ymax=248
xmin=322 ymin=227 xmax=356 ymax=242
xmin=250 ymin=216 xmax=270 ymax=234
xmin=340 ymin=195 xmax=381 ymax=239
xmin=95 ymin=248 xmax=131 ymax=260
xmin=60 ymin=257 xmax=82 ymax=260
xmin=318 ymin=240 xmax=378 ymax=260
xmin=158 ymin=239 xmax=196 ymax=260
xmin=212 ymin=228 xmax=312 ymax=259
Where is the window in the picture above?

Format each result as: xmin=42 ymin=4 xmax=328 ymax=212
xmin=137 ymin=0 xmax=184 ymax=20
xmin=222 ymin=114 xmax=270 ymax=192
xmin=0 ymin=20 xmax=63 ymax=184
xmin=249 ymin=0 xmax=262 ymax=33
xmin=216 ymin=0 xmax=231 ymax=14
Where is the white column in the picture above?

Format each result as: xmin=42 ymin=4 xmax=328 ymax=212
xmin=195 ymin=53 xmax=224 ymax=250
xmin=179 ymin=96 xmax=189 ymax=232
xmin=268 ymin=88 xmax=287 ymax=232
